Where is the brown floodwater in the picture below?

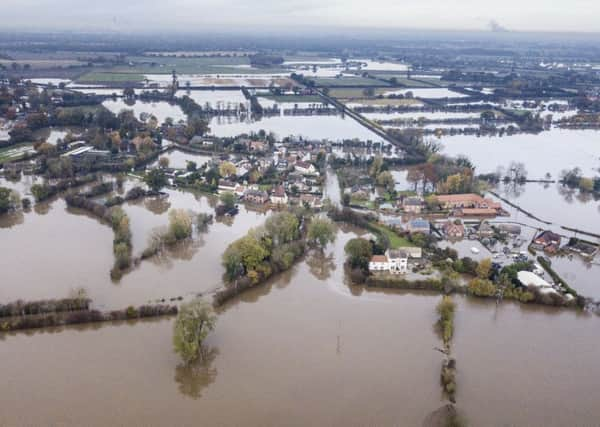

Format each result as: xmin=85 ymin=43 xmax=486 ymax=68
xmin=454 ymin=296 xmax=600 ymax=427
xmin=0 ymin=228 xmax=445 ymax=426
xmin=2 ymin=176 xmax=600 ymax=426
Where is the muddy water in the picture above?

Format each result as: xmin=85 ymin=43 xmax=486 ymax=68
xmin=441 ymin=129 xmax=600 ymax=178
xmin=151 ymin=150 xmax=213 ymax=169
xmin=0 ymin=228 xmax=444 ymax=427
xmin=0 ymin=179 xmax=270 ymax=309
xmin=208 ymin=114 xmax=385 ymax=142
xmin=454 ymin=296 xmax=600 ymax=426
xmin=3 ymin=175 xmax=600 ymax=425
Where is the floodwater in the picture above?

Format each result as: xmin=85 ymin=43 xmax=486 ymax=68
xmin=102 ymin=99 xmax=186 ymax=124
xmin=152 ymin=150 xmax=213 ymax=169
xmin=2 ymin=171 xmax=600 ymax=425
xmin=363 ymin=111 xmax=481 ymax=121
xmin=175 ymin=89 xmax=248 ymax=107
xmin=0 ymin=179 xmax=270 ymax=309
xmin=455 ymin=296 xmax=600 ymax=427
xmin=441 ymin=129 xmax=600 ymax=177
xmin=496 ymin=182 xmax=600 ymax=235
xmin=1 ymin=201 xmax=600 ymax=425
xmin=208 ymin=114 xmax=385 ymax=142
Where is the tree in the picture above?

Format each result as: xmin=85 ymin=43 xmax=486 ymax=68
xmin=173 ymin=298 xmax=217 ymax=364
xmin=222 ymin=233 xmax=270 ymax=279
xmin=168 ymin=209 xmax=193 ymax=241
xmin=307 ymin=218 xmax=336 ymax=248
xmin=344 ymin=238 xmax=373 ymax=269
xmin=476 ymin=258 xmax=492 ymax=279
xmin=186 ymin=161 xmax=197 ymax=172
xmin=265 ymin=212 xmax=299 ymax=245
xmin=369 ymin=156 xmax=384 ymax=178
xmin=144 ymin=168 xmax=168 ymax=193
xmin=0 ymin=187 xmax=19 ymax=214
xmin=158 ymin=156 xmax=170 ymax=169
xmin=579 ymin=177 xmax=594 ymax=192
xmin=219 ymin=192 xmax=236 ymax=209
xmin=219 ymin=161 xmax=236 ymax=178
xmin=376 ymin=171 xmax=395 ymax=191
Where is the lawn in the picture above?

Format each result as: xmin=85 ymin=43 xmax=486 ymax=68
xmin=371 ymin=223 xmax=414 ymax=249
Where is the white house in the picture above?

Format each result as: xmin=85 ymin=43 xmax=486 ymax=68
xmin=369 ymin=255 xmax=389 ymax=272
xmin=295 ymin=161 xmax=317 ymax=175
xmin=368 ymin=250 xmax=409 ymax=274
xmin=270 ymin=185 xmax=288 ymax=205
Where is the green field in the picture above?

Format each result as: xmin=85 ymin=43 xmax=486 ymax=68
xmin=102 ymin=56 xmax=290 ymax=75
xmin=371 ymin=223 xmax=413 ymax=249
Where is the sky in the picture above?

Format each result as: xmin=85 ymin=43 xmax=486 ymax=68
xmin=2 ymin=0 xmax=599 ymax=34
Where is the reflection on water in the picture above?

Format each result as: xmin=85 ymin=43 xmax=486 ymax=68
xmin=306 ymin=250 xmax=336 ymax=280
xmin=174 ymin=345 xmax=219 ymax=399
xmin=208 ymin=114 xmax=384 ymax=142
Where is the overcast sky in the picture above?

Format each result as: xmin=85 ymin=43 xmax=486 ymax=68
xmin=2 ymin=0 xmax=599 ymax=33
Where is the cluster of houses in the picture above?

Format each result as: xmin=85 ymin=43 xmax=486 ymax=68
xmin=434 ymin=193 xmax=504 ymax=217
xmin=210 ymin=142 xmax=326 ymax=209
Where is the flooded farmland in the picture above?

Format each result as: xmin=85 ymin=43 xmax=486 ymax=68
xmin=208 ymin=114 xmax=385 ymax=141
xmin=102 ymin=99 xmax=187 ymax=124
xmin=440 ymin=129 xmax=600 ymax=178
xmin=1 ymin=211 xmax=599 ymax=426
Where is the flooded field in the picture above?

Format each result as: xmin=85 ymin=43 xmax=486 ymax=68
xmin=1 ymin=205 xmax=599 ymax=425
xmin=151 ymin=150 xmax=212 ymax=169
xmin=208 ymin=114 xmax=385 ymax=141
xmin=102 ymin=99 xmax=186 ymax=124
xmin=441 ymin=129 xmax=600 ymax=177
xmin=455 ymin=296 xmax=600 ymax=427
xmin=175 ymin=89 xmax=248 ymax=107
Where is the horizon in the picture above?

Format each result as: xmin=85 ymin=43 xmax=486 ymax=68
xmin=3 ymin=0 xmax=600 ymax=35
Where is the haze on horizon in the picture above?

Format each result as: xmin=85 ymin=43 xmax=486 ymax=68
xmin=2 ymin=0 xmax=599 ymax=34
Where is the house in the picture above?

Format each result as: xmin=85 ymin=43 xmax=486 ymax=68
xmin=218 ymin=179 xmax=237 ymax=193
xmin=386 ymin=250 xmax=409 ymax=274
xmin=402 ymin=196 xmax=423 ymax=214
xmin=369 ymin=255 xmax=389 ymax=272
xmin=244 ymin=189 xmax=269 ymax=204
xmin=295 ymin=161 xmax=317 ymax=175
xmin=396 ymin=246 xmax=422 ymax=259
xmin=270 ymin=185 xmax=288 ymax=205
xmin=498 ymin=224 xmax=521 ymax=235
xmin=246 ymin=140 xmax=266 ymax=152
xmin=368 ymin=250 xmax=409 ymax=274
xmin=300 ymin=194 xmax=323 ymax=209
xmin=442 ymin=221 xmax=465 ymax=239
xmin=407 ymin=218 xmax=430 ymax=234
xmin=435 ymin=194 xmax=502 ymax=212
xmin=533 ymin=230 xmax=561 ymax=247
